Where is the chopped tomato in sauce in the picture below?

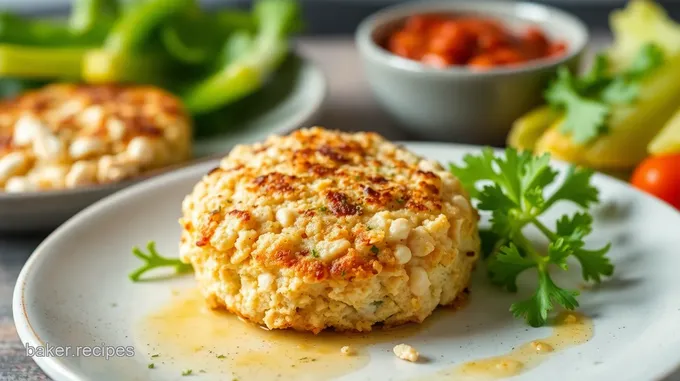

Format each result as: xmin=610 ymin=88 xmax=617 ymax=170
xmin=385 ymin=14 xmax=568 ymax=70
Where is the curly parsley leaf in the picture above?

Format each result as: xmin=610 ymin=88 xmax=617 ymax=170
xmin=129 ymin=241 xmax=193 ymax=282
xmin=451 ymin=147 xmax=613 ymax=327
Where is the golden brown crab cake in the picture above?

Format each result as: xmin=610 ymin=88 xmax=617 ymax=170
xmin=0 ymin=83 xmax=192 ymax=192
xmin=179 ymin=127 xmax=480 ymax=333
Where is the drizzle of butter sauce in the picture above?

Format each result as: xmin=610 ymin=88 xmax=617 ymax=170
xmin=421 ymin=311 xmax=593 ymax=381
xmin=136 ymin=289 xmax=443 ymax=381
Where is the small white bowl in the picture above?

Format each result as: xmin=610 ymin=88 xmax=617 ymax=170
xmin=356 ymin=1 xmax=589 ymax=145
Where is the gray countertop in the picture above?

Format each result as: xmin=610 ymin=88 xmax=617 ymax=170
xmin=2 ymin=36 xmax=679 ymax=381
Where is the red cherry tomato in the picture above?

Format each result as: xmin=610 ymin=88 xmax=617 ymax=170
xmin=631 ymin=154 xmax=680 ymax=209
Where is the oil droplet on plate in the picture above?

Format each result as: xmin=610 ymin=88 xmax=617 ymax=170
xmin=135 ymin=289 xmax=435 ymax=381
xmin=413 ymin=311 xmax=593 ymax=381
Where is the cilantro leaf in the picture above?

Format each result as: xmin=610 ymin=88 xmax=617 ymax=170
xmin=479 ymin=229 xmax=503 ymax=259
xmin=572 ymin=244 xmax=614 ymax=283
xmin=521 ymin=152 xmax=558 ymax=191
xmin=601 ymin=77 xmax=639 ymax=104
xmin=546 ymin=67 xmax=610 ymax=144
xmin=545 ymin=166 xmax=599 ymax=209
xmin=625 ymin=42 xmax=664 ymax=79
xmin=450 ymin=147 xmax=613 ymax=328
xmin=579 ymin=54 xmax=611 ymax=93
xmin=449 ymin=147 xmax=498 ymax=197
xmin=477 ymin=184 xmax=517 ymax=212
xmin=129 ymin=241 xmax=193 ymax=282
xmin=547 ymin=238 xmax=572 ymax=270
xmin=523 ymin=187 xmax=545 ymax=211
xmin=510 ymin=271 xmax=580 ymax=327
xmin=554 ymin=212 xmax=614 ymax=283
xmin=555 ymin=212 xmax=593 ymax=241
xmin=487 ymin=243 xmax=536 ymax=292
xmin=493 ymin=148 xmax=526 ymax=202
xmin=544 ymin=43 xmax=665 ymax=145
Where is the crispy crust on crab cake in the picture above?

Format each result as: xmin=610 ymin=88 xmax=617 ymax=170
xmin=179 ymin=127 xmax=480 ymax=333
xmin=0 ymin=83 xmax=191 ymax=192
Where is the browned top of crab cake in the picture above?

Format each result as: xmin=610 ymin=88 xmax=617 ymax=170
xmin=180 ymin=127 xmax=478 ymax=282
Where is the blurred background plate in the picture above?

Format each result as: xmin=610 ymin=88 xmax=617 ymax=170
xmin=0 ymin=52 xmax=327 ymax=233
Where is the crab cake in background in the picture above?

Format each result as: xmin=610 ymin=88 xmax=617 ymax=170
xmin=0 ymin=84 xmax=192 ymax=192
xmin=179 ymin=127 xmax=480 ymax=333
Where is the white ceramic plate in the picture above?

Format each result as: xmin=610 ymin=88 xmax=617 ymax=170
xmin=13 ymin=142 xmax=680 ymax=381
xmin=0 ymin=53 xmax=326 ymax=233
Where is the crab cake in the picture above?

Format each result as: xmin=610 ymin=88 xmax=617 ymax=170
xmin=0 ymin=83 xmax=192 ymax=192
xmin=179 ymin=127 xmax=480 ymax=333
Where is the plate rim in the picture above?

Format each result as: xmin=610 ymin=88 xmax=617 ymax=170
xmin=13 ymin=141 xmax=680 ymax=381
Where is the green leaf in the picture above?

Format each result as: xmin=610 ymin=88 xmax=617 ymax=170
xmin=523 ymin=186 xmax=545 ymax=210
xmin=554 ymin=212 xmax=614 ymax=283
xmin=494 ymin=148 xmax=525 ymax=203
xmin=510 ymin=270 xmax=579 ymax=327
xmin=520 ymin=152 xmax=557 ymax=191
xmin=487 ymin=243 xmax=536 ymax=292
xmin=449 ymin=147 xmax=499 ymax=197
xmin=572 ymin=244 xmax=614 ymax=283
xmin=625 ymin=42 xmax=665 ymax=79
xmin=547 ymin=238 xmax=572 ymax=270
xmin=546 ymin=67 xmax=611 ymax=144
xmin=479 ymin=229 xmax=503 ymax=259
xmin=489 ymin=209 xmax=517 ymax=237
xmin=129 ymin=241 xmax=193 ymax=282
xmin=477 ymin=184 xmax=517 ymax=211
xmin=447 ymin=147 xmax=612 ymax=328
xmin=555 ymin=212 xmax=593 ymax=242
xmin=546 ymin=166 xmax=599 ymax=209
xmin=601 ymin=77 xmax=639 ymax=104
xmin=579 ymin=53 xmax=611 ymax=93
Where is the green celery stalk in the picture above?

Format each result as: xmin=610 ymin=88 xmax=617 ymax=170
xmin=82 ymin=0 xmax=191 ymax=84
xmin=212 ymin=10 xmax=257 ymax=33
xmin=159 ymin=8 xmax=256 ymax=65
xmin=0 ymin=12 xmax=108 ymax=46
xmin=182 ymin=0 xmax=300 ymax=114
xmin=69 ymin=0 xmax=119 ymax=34
xmin=0 ymin=44 xmax=86 ymax=79
xmin=103 ymin=0 xmax=192 ymax=52
xmin=82 ymin=49 xmax=171 ymax=84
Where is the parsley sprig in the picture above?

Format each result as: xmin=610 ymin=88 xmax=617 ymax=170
xmin=545 ymin=42 xmax=664 ymax=144
xmin=450 ymin=148 xmax=614 ymax=327
xmin=129 ymin=241 xmax=193 ymax=282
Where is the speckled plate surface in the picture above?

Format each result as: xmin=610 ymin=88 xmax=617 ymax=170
xmin=0 ymin=53 xmax=326 ymax=233
xmin=13 ymin=143 xmax=680 ymax=381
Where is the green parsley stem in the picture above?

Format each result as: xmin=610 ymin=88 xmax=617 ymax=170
xmin=531 ymin=218 xmax=558 ymax=241
xmin=513 ymin=232 xmax=548 ymax=265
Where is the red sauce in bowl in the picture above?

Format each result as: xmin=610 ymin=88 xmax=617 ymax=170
xmin=385 ymin=14 xmax=568 ymax=70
